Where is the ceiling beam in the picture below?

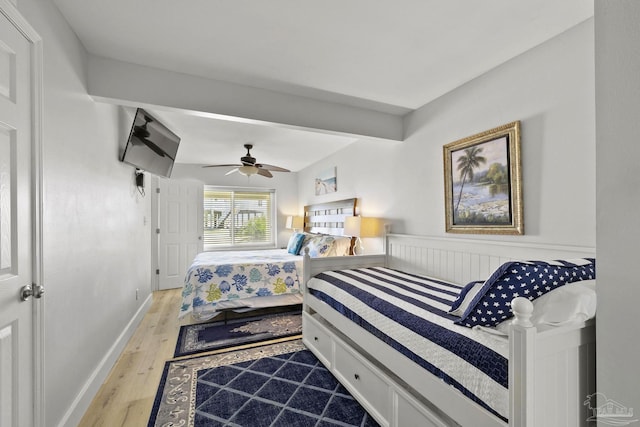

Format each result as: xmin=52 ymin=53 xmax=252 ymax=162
xmin=87 ymin=55 xmax=405 ymax=141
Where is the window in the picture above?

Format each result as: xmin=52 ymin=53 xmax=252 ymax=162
xmin=203 ymin=186 xmax=276 ymax=250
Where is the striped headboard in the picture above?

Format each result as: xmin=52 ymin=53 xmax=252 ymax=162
xmin=303 ymin=198 xmax=358 ymax=254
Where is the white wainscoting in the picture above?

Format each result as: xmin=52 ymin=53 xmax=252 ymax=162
xmin=386 ymin=234 xmax=595 ymax=285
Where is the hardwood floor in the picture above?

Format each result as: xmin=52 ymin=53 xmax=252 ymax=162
xmin=78 ymin=288 xmax=183 ymax=427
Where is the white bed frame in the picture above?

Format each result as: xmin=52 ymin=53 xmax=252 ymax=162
xmin=302 ymin=233 xmax=596 ymax=427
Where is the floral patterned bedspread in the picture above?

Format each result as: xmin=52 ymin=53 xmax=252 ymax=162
xmin=179 ymin=249 xmax=302 ymax=319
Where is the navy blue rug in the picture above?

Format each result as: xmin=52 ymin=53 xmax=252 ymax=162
xmin=175 ymin=310 xmax=302 ymax=358
xmin=149 ymin=340 xmax=380 ymax=427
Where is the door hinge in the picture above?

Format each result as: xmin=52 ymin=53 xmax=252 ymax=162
xmin=156 ymin=269 xmax=160 ymax=275
xmin=156 ymin=228 xmax=160 ymax=234
xmin=156 ymin=187 xmax=160 ymax=193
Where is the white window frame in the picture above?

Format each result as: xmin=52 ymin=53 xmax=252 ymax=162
xmin=203 ymin=186 xmax=277 ymax=251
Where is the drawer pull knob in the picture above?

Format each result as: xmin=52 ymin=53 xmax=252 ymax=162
xmin=314 ymin=336 xmax=318 ymax=341
xmin=354 ymin=374 xmax=360 ymax=380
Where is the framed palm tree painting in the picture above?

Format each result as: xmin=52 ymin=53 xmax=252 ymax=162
xmin=443 ymin=121 xmax=523 ymax=235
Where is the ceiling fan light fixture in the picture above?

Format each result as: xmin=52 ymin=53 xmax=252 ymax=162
xmin=238 ymin=165 xmax=259 ymax=176
xmin=203 ymin=144 xmax=289 ymax=178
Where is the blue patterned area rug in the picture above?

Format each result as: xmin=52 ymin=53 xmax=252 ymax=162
xmin=174 ymin=310 xmax=302 ymax=358
xmin=149 ymin=340 xmax=380 ymax=427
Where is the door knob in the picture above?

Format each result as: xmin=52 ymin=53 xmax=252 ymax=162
xmin=21 ymin=284 xmax=44 ymax=301
xmin=21 ymin=284 xmax=33 ymax=301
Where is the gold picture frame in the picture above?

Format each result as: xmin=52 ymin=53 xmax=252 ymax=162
xmin=443 ymin=121 xmax=523 ymax=235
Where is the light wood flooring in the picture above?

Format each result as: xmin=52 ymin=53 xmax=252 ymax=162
xmin=78 ymin=288 xmax=183 ymax=427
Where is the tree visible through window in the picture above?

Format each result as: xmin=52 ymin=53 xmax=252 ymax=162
xmin=203 ymin=186 xmax=275 ymax=249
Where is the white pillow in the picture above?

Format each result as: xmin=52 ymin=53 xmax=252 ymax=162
xmin=493 ymin=279 xmax=596 ymax=334
xmin=331 ymin=236 xmax=353 ymax=256
xmin=531 ymin=279 xmax=596 ymax=325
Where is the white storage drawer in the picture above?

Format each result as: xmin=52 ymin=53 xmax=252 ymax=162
xmin=334 ymin=341 xmax=390 ymax=423
xmin=302 ymin=312 xmax=333 ymax=368
xmin=395 ymin=388 xmax=450 ymax=427
xmin=303 ymin=309 xmax=453 ymax=427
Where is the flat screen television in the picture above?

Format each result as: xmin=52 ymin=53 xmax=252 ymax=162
xmin=121 ymin=108 xmax=181 ymax=178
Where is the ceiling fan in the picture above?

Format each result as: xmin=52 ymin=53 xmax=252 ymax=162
xmin=202 ymin=144 xmax=290 ymax=178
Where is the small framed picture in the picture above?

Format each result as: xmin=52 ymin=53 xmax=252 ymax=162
xmin=315 ymin=167 xmax=337 ymax=195
xmin=443 ymin=121 xmax=523 ymax=235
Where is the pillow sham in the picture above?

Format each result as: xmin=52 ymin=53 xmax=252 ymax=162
xmin=286 ymin=232 xmax=306 ymax=255
xmin=493 ymin=279 xmax=596 ymax=334
xmin=298 ymin=233 xmax=354 ymax=257
xmin=302 ymin=234 xmax=338 ymax=257
xmin=529 ymin=279 xmax=596 ymax=326
xmin=455 ymin=258 xmax=596 ymax=328
xmin=331 ymin=236 xmax=353 ymax=256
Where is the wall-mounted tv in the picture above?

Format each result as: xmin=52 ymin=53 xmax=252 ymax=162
xmin=121 ymin=108 xmax=181 ymax=178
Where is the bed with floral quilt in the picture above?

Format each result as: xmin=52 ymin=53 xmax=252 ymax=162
xmin=179 ymin=232 xmax=353 ymax=321
xmin=179 ymin=249 xmax=303 ymax=321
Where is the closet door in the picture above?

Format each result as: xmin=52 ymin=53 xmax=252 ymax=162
xmin=157 ymin=179 xmax=203 ymax=290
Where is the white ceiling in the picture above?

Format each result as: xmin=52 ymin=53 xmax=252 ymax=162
xmin=53 ymin=0 xmax=593 ymax=171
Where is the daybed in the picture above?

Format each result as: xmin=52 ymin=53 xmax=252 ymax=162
xmin=302 ymin=234 xmax=596 ymax=427
xmin=179 ymin=198 xmax=358 ymax=321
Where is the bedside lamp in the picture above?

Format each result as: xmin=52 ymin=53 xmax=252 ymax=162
xmin=285 ymin=215 xmax=304 ymax=231
xmin=344 ymin=216 xmax=382 ymax=255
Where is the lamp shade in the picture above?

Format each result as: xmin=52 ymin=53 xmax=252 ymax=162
xmin=286 ymin=215 xmax=304 ymax=230
xmin=360 ymin=217 xmax=383 ymax=237
xmin=344 ymin=216 xmax=383 ymax=238
xmin=344 ymin=216 xmax=361 ymax=237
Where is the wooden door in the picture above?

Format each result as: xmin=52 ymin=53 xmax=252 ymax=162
xmin=157 ymin=179 xmax=202 ymax=290
xmin=0 ymin=4 xmax=42 ymax=426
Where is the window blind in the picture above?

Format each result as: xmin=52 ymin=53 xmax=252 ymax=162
xmin=203 ymin=186 xmax=275 ymax=249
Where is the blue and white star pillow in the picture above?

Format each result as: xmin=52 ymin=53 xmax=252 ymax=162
xmin=450 ymin=258 xmax=595 ymax=328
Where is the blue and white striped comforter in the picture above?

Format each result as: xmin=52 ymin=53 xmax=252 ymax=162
xmin=307 ymin=267 xmax=510 ymax=422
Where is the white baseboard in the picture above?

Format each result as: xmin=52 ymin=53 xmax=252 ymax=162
xmin=57 ymin=294 xmax=153 ymax=427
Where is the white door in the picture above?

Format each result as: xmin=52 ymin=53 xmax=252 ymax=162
xmin=157 ymin=179 xmax=202 ymax=290
xmin=0 ymin=4 xmax=41 ymax=427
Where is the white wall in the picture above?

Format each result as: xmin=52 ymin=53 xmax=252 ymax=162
xmin=595 ymin=0 xmax=640 ymax=417
xmin=18 ymin=1 xmax=153 ymax=426
xmin=298 ymin=19 xmax=596 ymax=250
xmin=171 ymin=164 xmax=299 ymax=248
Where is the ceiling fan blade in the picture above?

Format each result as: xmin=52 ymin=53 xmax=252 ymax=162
xmin=203 ymin=144 xmax=288 ymax=178
xmin=202 ymin=164 xmax=242 ymax=168
xmin=225 ymin=168 xmax=239 ymax=176
xmin=256 ymin=163 xmax=290 ymax=172
xmin=257 ymin=168 xmax=273 ymax=178
xmin=136 ymin=137 xmax=175 ymax=160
